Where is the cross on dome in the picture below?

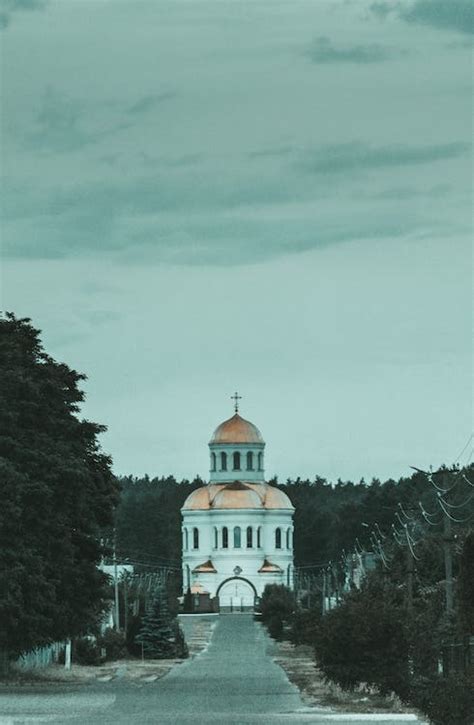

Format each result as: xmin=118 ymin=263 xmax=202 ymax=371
xmin=231 ymin=391 xmax=242 ymax=412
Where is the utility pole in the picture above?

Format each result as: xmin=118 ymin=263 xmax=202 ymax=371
xmin=113 ymin=531 xmax=120 ymax=630
xmin=406 ymin=536 xmax=414 ymax=614
xmin=321 ymin=569 xmax=326 ymax=615
xmin=123 ymin=576 xmax=129 ymax=633
xmin=442 ymin=474 xmax=454 ymax=616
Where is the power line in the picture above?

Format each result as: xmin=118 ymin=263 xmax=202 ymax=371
xmin=454 ymin=433 xmax=474 ymax=463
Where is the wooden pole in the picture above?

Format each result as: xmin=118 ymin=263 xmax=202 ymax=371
xmin=442 ymin=474 xmax=454 ymax=615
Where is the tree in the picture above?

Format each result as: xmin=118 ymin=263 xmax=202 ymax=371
xmin=135 ymin=588 xmax=188 ymax=659
xmin=457 ymin=532 xmax=474 ymax=635
xmin=0 ymin=313 xmax=120 ymax=668
xmin=259 ymin=584 xmax=294 ymax=639
xmin=314 ymin=576 xmax=410 ymax=698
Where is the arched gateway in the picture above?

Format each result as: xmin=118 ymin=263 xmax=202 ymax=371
xmin=217 ymin=577 xmax=256 ymax=612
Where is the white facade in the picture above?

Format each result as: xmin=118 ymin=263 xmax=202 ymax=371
xmin=181 ymin=410 xmax=294 ymax=610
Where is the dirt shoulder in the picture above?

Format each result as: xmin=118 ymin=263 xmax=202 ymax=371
xmin=273 ymin=638 xmax=416 ymax=715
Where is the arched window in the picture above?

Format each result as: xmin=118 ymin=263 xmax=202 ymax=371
xmin=233 ymin=451 xmax=241 ymax=470
xmin=211 ymin=452 xmax=216 ymax=471
xmin=257 ymin=526 xmax=262 ymax=548
xmin=246 ymin=451 xmax=254 ymax=470
xmin=233 ymin=526 xmax=241 ymax=548
xmin=286 ymin=527 xmax=291 ymax=549
xmin=246 ymin=526 xmax=253 ymax=548
xmin=275 ymin=527 xmax=282 ymax=549
xmin=183 ymin=529 xmax=188 ymax=550
xmin=287 ymin=564 xmax=292 ymax=587
xmin=222 ymin=526 xmax=228 ymax=549
xmin=214 ymin=527 xmax=218 ymax=549
xmin=257 ymin=452 xmax=263 ymax=471
xmin=220 ymin=452 xmax=227 ymax=471
xmin=193 ymin=527 xmax=199 ymax=549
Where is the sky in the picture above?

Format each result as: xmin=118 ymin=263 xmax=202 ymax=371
xmin=1 ymin=0 xmax=472 ymax=483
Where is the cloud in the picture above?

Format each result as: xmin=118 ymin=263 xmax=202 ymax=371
xmin=0 ymin=0 xmax=46 ymax=30
xmin=247 ymin=146 xmax=293 ymax=159
xmin=25 ymin=87 xmax=130 ymax=153
xmin=300 ymin=141 xmax=469 ymax=175
xmin=127 ymin=92 xmax=176 ymax=115
xmin=370 ymin=1 xmax=474 ymax=35
xmin=306 ymin=36 xmax=395 ymax=64
xmin=372 ymin=183 xmax=451 ymax=200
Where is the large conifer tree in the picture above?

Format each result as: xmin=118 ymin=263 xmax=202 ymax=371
xmin=0 ymin=313 xmax=120 ymax=665
xmin=135 ymin=588 xmax=188 ymax=659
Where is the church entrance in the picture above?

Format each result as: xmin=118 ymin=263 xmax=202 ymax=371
xmin=217 ymin=577 xmax=256 ymax=613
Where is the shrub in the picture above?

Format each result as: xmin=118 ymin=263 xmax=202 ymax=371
xmin=259 ymin=584 xmax=294 ymax=641
xmin=314 ymin=581 xmax=410 ymax=698
xmin=412 ymin=674 xmax=474 ymax=725
xmin=126 ymin=614 xmax=143 ymax=657
xmin=73 ymin=637 xmax=101 ymax=666
xmin=290 ymin=608 xmax=321 ymax=646
xmin=98 ymin=628 xmax=127 ymax=661
xmin=267 ymin=614 xmax=284 ymax=640
xmin=183 ymin=588 xmax=193 ymax=614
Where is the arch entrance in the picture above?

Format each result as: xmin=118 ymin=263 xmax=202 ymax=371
xmin=217 ymin=577 xmax=256 ymax=612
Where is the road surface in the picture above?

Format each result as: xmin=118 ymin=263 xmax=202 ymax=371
xmin=0 ymin=615 xmax=423 ymax=724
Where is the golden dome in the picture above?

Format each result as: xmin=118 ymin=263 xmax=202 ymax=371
xmin=212 ymin=482 xmax=263 ymax=509
xmin=209 ymin=413 xmax=264 ymax=445
xmin=181 ymin=482 xmax=294 ymax=511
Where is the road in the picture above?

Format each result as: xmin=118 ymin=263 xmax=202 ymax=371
xmin=0 ymin=615 xmax=423 ymax=724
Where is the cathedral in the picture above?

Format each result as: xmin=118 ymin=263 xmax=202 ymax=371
xmin=181 ymin=397 xmax=294 ymax=611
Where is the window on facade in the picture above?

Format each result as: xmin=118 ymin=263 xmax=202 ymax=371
xmin=220 ymin=452 xmax=227 ymax=471
xmin=257 ymin=526 xmax=262 ymax=548
xmin=233 ymin=451 xmax=241 ymax=470
xmin=193 ymin=527 xmax=199 ymax=549
xmin=286 ymin=527 xmax=290 ymax=549
xmin=214 ymin=527 xmax=218 ymax=548
xmin=222 ymin=526 xmax=228 ymax=549
xmin=234 ymin=526 xmax=241 ymax=548
xmin=246 ymin=451 xmax=254 ymax=470
xmin=246 ymin=526 xmax=253 ymax=548
xmin=275 ymin=527 xmax=282 ymax=549
xmin=257 ymin=452 xmax=263 ymax=471
xmin=211 ymin=452 xmax=216 ymax=471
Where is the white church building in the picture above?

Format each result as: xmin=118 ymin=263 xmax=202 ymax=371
xmin=181 ymin=399 xmax=294 ymax=611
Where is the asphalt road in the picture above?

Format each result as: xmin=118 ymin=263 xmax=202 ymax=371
xmin=0 ymin=615 xmax=423 ymax=724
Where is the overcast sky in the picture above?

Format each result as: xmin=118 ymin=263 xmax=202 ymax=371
xmin=2 ymin=0 xmax=472 ymax=483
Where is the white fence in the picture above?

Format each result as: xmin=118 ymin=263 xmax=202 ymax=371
xmin=16 ymin=641 xmax=64 ymax=670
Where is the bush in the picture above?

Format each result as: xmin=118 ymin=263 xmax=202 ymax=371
xmin=259 ymin=584 xmax=294 ymax=642
xmin=182 ymin=588 xmax=193 ymax=614
xmin=314 ymin=581 xmax=410 ymax=698
xmin=267 ymin=614 xmax=284 ymax=640
xmin=290 ymin=608 xmax=321 ymax=646
xmin=73 ymin=637 xmax=101 ymax=666
xmin=125 ymin=614 xmax=143 ymax=657
xmin=412 ymin=674 xmax=474 ymax=725
xmin=98 ymin=628 xmax=127 ymax=661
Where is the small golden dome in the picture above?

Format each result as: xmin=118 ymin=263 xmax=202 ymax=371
xmin=209 ymin=413 xmax=264 ymax=445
